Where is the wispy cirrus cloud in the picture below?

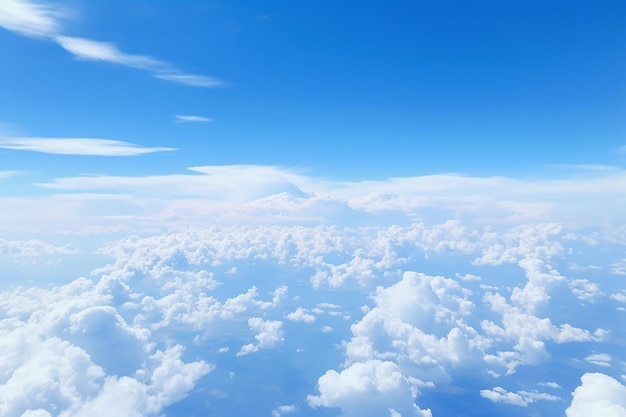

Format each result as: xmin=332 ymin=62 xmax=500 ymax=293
xmin=0 ymin=0 xmax=65 ymax=38
xmin=54 ymin=36 xmax=167 ymax=70
xmin=0 ymin=137 xmax=175 ymax=156
xmin=0 ymin=170 xmax=21 ymax=180
xmin=0 ymin=0 xmax=222 ymax=87
xmin=156 ymin=74 xmax=223 ymax=88
xmin=174 ymin=115 xmax=214 ymax=123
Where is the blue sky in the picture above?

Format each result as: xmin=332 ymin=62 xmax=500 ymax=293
xmin=1 ymin=0 xmax=625 ymax=181
xmin=2 ymin=2 xmax=626 ymax=417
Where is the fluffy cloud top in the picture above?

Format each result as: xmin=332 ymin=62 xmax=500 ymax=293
xmin=308 ymin=360 xmax=432 ymax=417
xmin=566 ymin=373 xmax=626 ymax=417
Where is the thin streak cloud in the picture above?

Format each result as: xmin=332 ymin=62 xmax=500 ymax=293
xmin=0 ymin=0 xmax=222 ymax=87
xmin=0 ymin=137 xmax=175 ymax=156
xmin=155 ymin=74 xmax=223 ymax=88
xmin=175 ymin=115 xmax=213 ymax=123
xmin=55 ymin=36 xmax=167 ymax=70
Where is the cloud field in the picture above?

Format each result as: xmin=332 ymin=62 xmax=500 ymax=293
xmin=2 ymin=206 xmax=625 ymax=416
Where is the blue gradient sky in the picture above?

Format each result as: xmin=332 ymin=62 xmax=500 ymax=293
xmin=1 ymin=0 xmax=624 ymax=181
xmin=2 ymin=3 xmax=626 ymax=417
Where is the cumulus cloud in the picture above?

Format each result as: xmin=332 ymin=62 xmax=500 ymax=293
xmin=611 ymin=293 xmax=626 ymax=303
xmin=287 ymin=307 xmax=316 ymax=323
xmin=480 ymin=386 xmax=559 ymax=406
xmin=481 ymin=290 xmax=605 ymax=374
xmin=0 ymin=137 xmax=175 ymax=156
xmin=237 ymin=317 xmax=284 ymax=356
xmin=0 ymin=210 xmax=620 ymax=416
xmin=307 ymin=360 xmax=432 ymax=417
xmin=569 ymin=279 xmax=604 ymax=301
xmin=0 ymin=277 xmax=212 ymax=417
xmin=566 ymin=373 xmax=626 ymax=417
xmin=271 ymin=404 xmax=296 ymax=417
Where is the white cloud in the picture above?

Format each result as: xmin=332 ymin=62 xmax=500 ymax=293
xmin=307 ymin=360 xmax=432 ymax=417
xmin=569 ymin=279 xmax=604 ymax=301
xmin=538 ymin=381 xmax=561 ymax=389
xmin=456 ymin=273 xmax=481 ymax=281
xmin=0 ymin=1 xmax=221 ymax=87
xmin=585 ymin=353 xmax=611 ymax=367
xmin=480 ymin=386 xmax=559 ymax=406
xmin=0 ymin=137 xmax=175 ymax=156
xmin=55 ymin=36 xmax=166 ymax=69
xmin=3 ymin=164 xmax=625 ymax=236
xmin=481 ymin=290 xmax=604 ymax=374
xmin=54 ymin=36 xmax=223 ymax=88
xmin=0 ymin=278 xmax=212 ymax=417
xmin=611 ymin=259 xmax=626 ymax=275
xmin=287 ymin=307 xmax=316 ymax=323
xmin=156 ymin=74 xmax=223 ymax=88
xmin=271 ymin=404 xmax=296 ymax=417
xmin=0 ymin=0 xmax=65 ymax=38
xmin=566 ymin=373 xmax=626 ymax=417
xmin=21 ymin=410 xmax=52 ymax=417
xmin=0 ymin=170 xmax=21 ymax=179
xmin=175 ymin=115 xmax=213 ymax=123
xmin=237 ymin=317 xmax=284 ymax=356
xmin=0 ymin=238 xmax=78 ymax=256
xmin=611 ymin=293 xmax=626 ymax=303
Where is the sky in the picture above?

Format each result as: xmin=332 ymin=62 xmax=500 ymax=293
xmin=1 ymin=1 xmax=626 ymax=417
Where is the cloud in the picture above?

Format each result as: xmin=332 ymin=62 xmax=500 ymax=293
xmin=538 ymin=381 xmax=561 ymax=389
xmin=155 ymin=74 xmax=223 ymax=88
xmin=0 ymin=275 xmax=213 ymax=417
xmin=0 ymin=0 xmax=221 ymax=87
xmin=585 ymin=353 xmax=611 ymax=367
xmin=611 ymin=259 xmax=626 ymax=275
xmin=307 ymin=360 xmax=432 ymax=417
xmin=0 ymin=238 xmax=78 ymax=256
xmin=1 ymin=205 xmax=622 ymax=416
xmin=174 ymin=115 xmax=214 ymax=123
xmin=271 ymin=404 xmax=296 ymax=417
xmin=55 ymin=36 xmax=166 ymax=69
xmin=0 ymin=0 xmax=64 ymax=38
xmin=0 ymin=137 xmax=175 ymax=156
xmin=569 ymin=279 xmax=604 ymax=301
xmin=286 ymin=307 xmax=316 ymax=323
xmin=480 ymin=386 xmax=559 ymax=406
xmin=0 ymin=170 xmax=21 ymax=180
xmin=237 ymin=317 xmax=284 ymax=356
xmin=13 ymin=165 xmax=626 ymax=236
xmin=566 ymin=373 xmax=626 ymax=417
xmin=611 ymin=293 xmax=626 ymax=303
